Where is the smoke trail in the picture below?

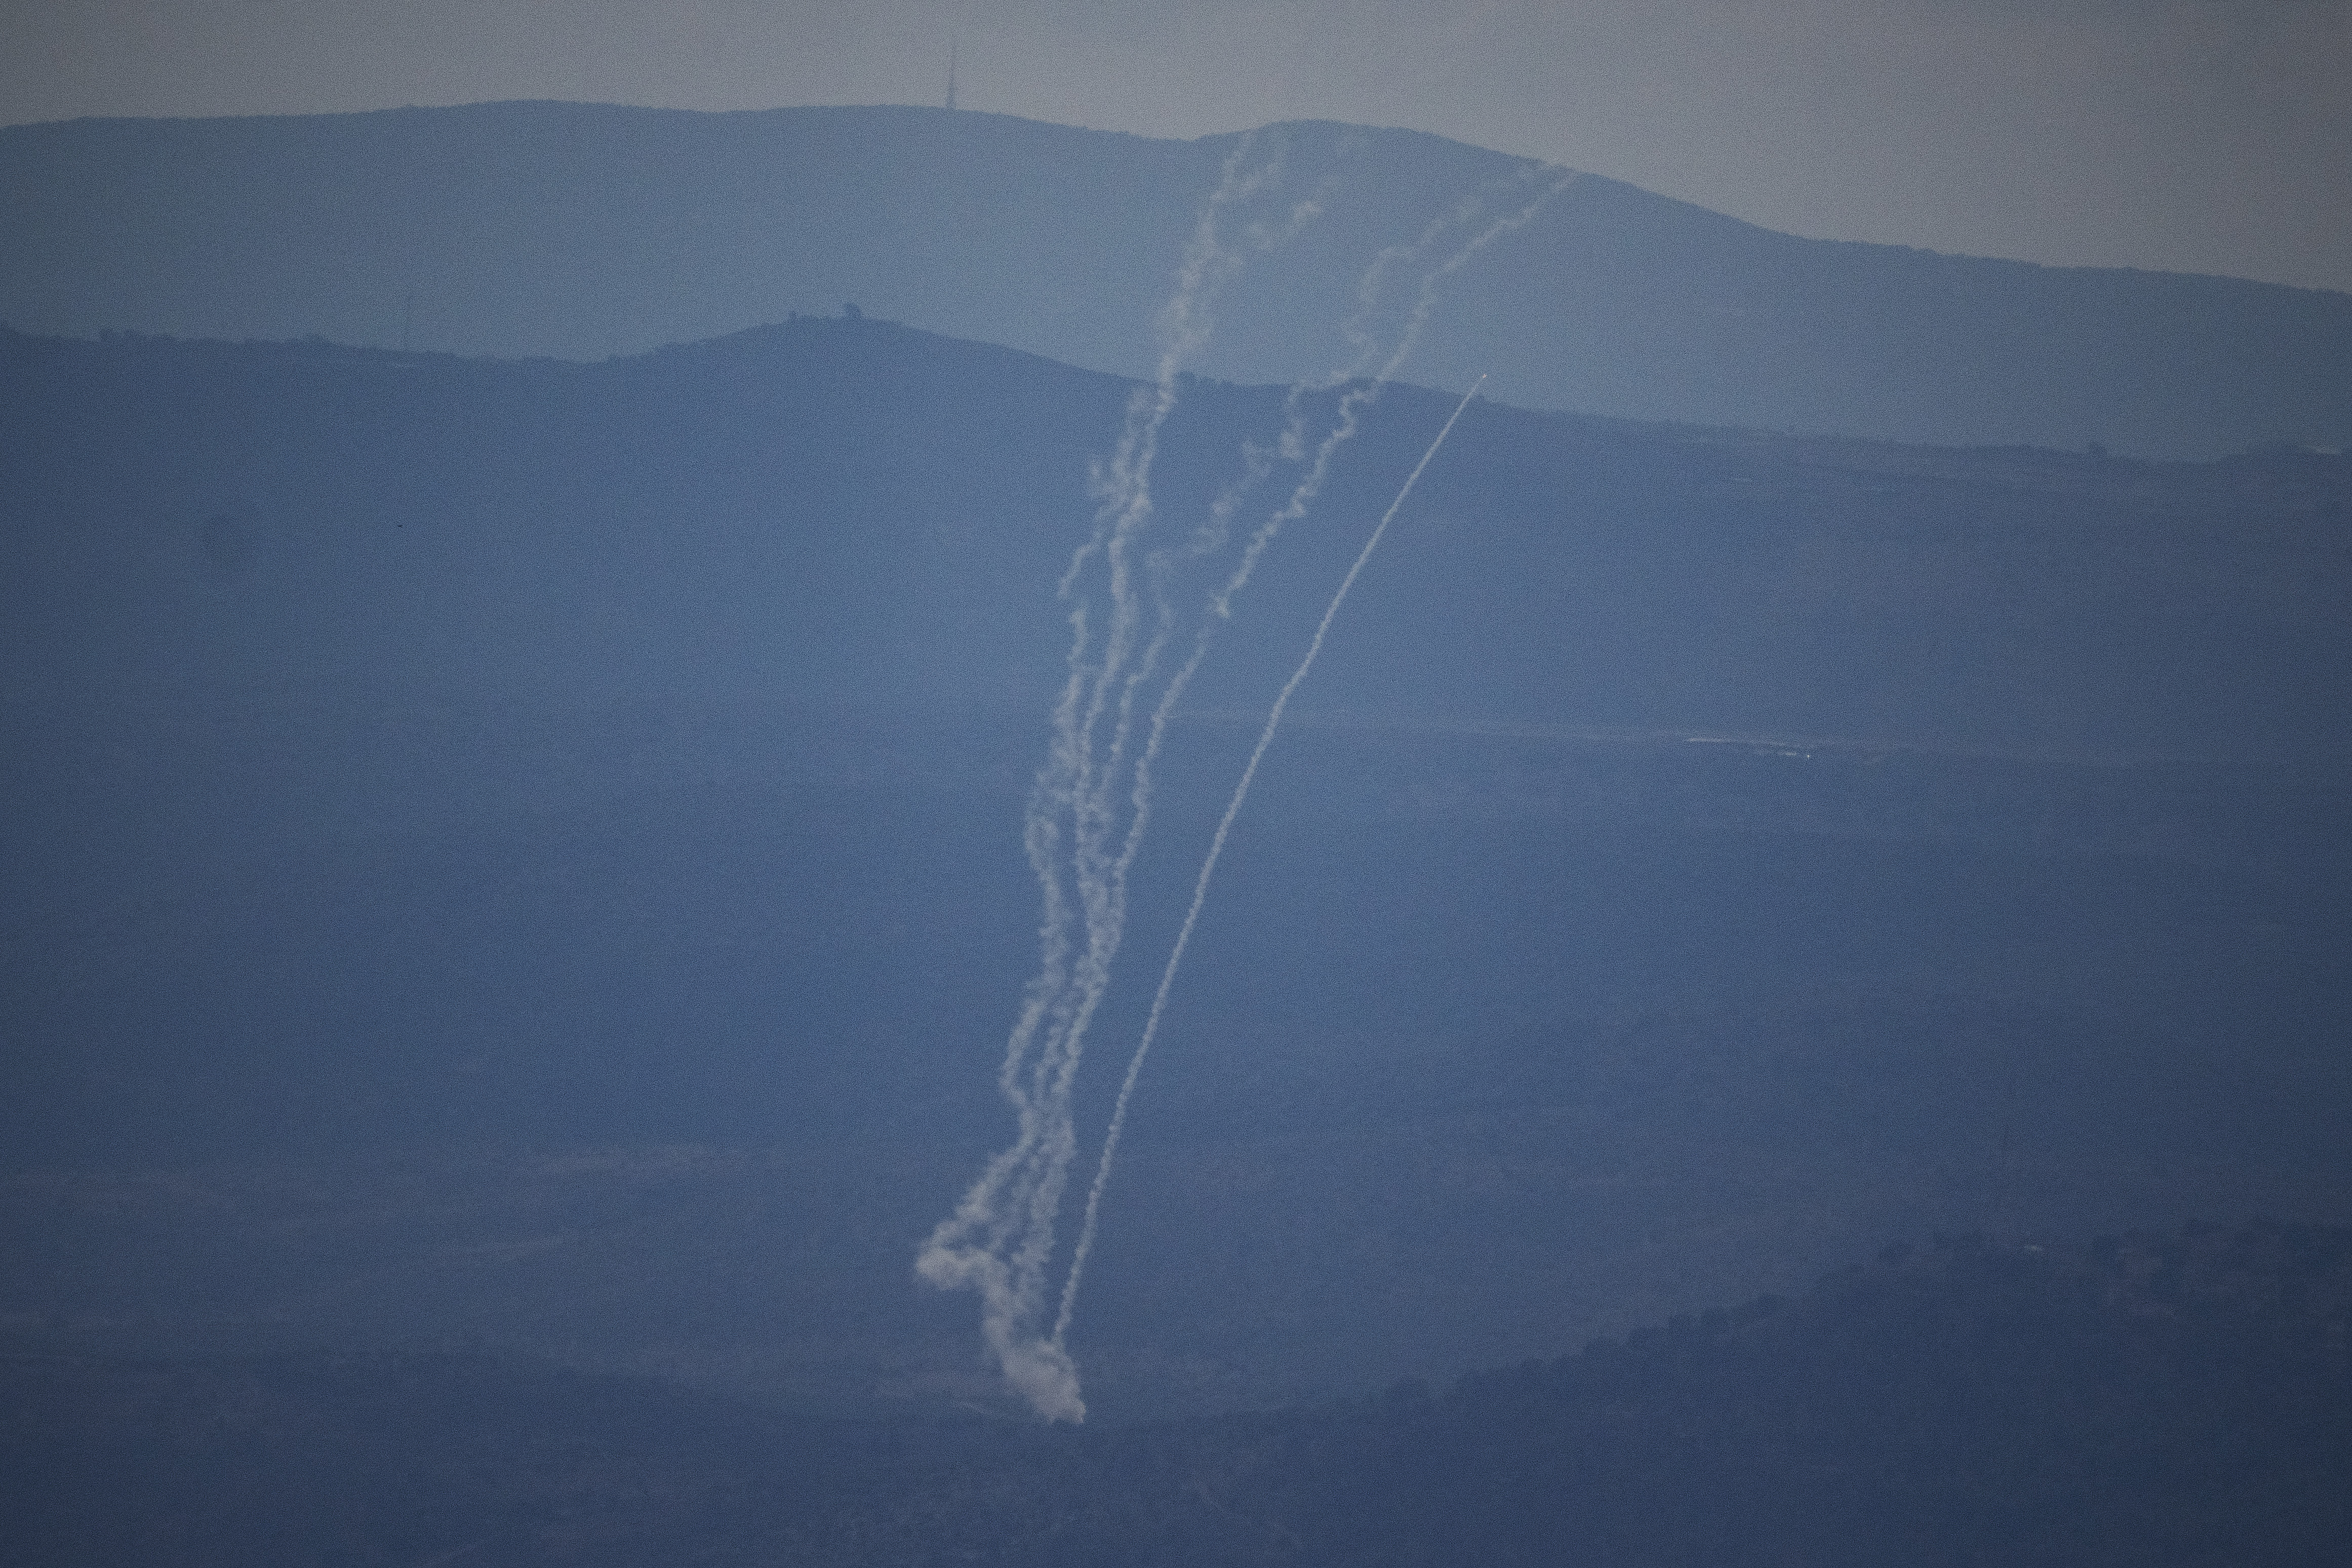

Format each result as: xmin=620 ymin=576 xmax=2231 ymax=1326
xmin=1055 ymin=377 xmax=1488 ymax=1347
xmin=1232 ymin=165 xmax=1576 ymax=608
xmin=916 ymin=132 xmax=1320 ymax=1423
xmin=1047 ymin=167 xmax=1576 ymax=1347
xmin=1100 ymin=164 xmax=1583 ymax=964
xmin=924 ymin=143 xmax=1577 ymax=1416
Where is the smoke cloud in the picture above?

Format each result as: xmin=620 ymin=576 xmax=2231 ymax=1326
xmin=916 ymin=129 xmax=1317 ymax=1423
xmin=923 ymin=144 xmax=1574 ymax=1420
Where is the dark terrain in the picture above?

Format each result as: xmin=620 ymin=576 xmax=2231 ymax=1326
xmin=5 ymin=317 xmax=2349 ymax=1432
xmin=6 ymin=1222 xmax=2346 ymax=1564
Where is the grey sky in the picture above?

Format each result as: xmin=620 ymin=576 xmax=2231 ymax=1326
xmin=4 ymin=0 xmax=2346 ymax=292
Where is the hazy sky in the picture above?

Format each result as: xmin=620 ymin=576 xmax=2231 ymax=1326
xmin=4 ymin=0 xmax=2347 ymax=293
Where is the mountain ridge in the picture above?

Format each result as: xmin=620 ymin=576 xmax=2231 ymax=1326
xmin=6 ymin=102 xmax=2348 ymax=456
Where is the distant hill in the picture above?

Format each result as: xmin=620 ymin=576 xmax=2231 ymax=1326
xmin=4 ymin=103 xmax=2349 ymax=458
xmin=7 ymin=1223 xmax=2347 ymax=1565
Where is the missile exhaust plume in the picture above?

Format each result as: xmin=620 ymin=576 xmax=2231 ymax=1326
xmin=916 ymin=131 xmax=1318 ymax=1423
xmin=1050 ymin=167 xmax=1575 ymax=1350
xmin=1092 ymin=164 xmax=1582 ymax=997
xmin=922 ymin=144 xmax=1577 ymax=1419
xmin=1054 ymin=375 xmax=1489 ymax=1348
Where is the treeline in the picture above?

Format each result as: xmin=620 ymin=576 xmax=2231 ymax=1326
xmin=6 ymin=1221 xmax=2346 ymax=1565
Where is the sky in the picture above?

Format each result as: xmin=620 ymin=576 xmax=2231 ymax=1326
xmin=3 ymin=0 xmax=2347 ymax=294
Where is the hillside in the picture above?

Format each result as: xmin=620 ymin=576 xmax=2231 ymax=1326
xmin=7 ymin=1223 xmax=2346 ymax=1565
xmin=4 ymin=319 xmax=2349 ymax=1418
xmin=4 ymin=104 xmax=2349 ymax=456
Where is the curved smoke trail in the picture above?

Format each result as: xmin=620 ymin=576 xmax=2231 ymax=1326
xmin=1053 ymin=376 xmax=1489 ymax=1348
xmin=916 ymin=131 xmax=1320 ymax=1422
xmin=924 ymin=139 xmax=1578 ymax=1417
xmin=1055 ymin=167 xmax=1579 ymax=1349
xmin=1081 ymin=165 xmax=1582 ymax=1035
xmin=1090 ymin=162 xmax=1584 ymax=1029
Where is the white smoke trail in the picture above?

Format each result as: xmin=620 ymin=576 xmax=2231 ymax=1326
xmin=1098 ymin=164 xmax=1583 ymax=975
xmin=1031 ymin=183 xmax=1552 ymax=1354
xmin=1051 ymin=170 xmax=1578 ymax=1347
xmin=924 ymin=142 xmax=1578 ymax=1414
xmin=1052 ymin=378 xmax=1489 ymax=1346
xmin=1227 ymin=165 xmax=1577 ymax=614
xmin=916 ymin=132 xmax=1320 ymax=1422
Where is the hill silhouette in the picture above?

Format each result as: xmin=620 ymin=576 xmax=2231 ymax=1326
xmin=7 ymin=1222 xmax=2346 ymax=1565
xmin=4 ymin=103 xmax=2349 ymax=457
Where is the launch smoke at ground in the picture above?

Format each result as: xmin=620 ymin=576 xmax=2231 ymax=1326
xmin=913 ymin=131 xmax=1304 ymax=1423
xmin=920 ymin=144 xmax=1572 ymax=1421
